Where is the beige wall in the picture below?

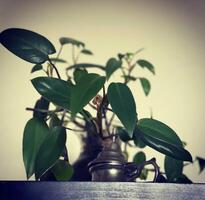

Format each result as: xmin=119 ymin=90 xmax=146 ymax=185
xmin=0 ymin=0 xmax=205 ymax=182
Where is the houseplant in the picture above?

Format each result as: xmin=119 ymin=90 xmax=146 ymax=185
xmin=0 ymin=28 xmax=204 ymax=182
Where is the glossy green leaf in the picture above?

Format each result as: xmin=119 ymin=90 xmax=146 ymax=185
xmin=137 ymin=118 xmax=192 ymax=162
xmin=137 ymin=59 xmax=155 ymax=75
xmin=133 ymin=151 xmax=146 ymax=164
xmin=51 ymin=160 xmax=73 ymax=181
xmin=196 ymin=157 xmax=205 ymax=173
xmin=31 ymin=77 xmax=73 ymax=110
xmin=23 ymin=118 xmax=49 ymax=179
xmin=133 ymin=128 xmax=146 ymax=148
xmin=35 ymin=126 xmax=67 ymax=179
xmin=73 ymin=68 xmax=88 ymax=84
xmin=81 ymin=49 xmax=93 ymax=55
xmin=49 ymin=58 xmax=67 ymax=63
xmin=117 ymin=127 xmax=132 ymax=142
xmin=70 ymin=73 xmax=105 ymax=117
xmin=0 ymin=28 xmax=55 ymax=64
xmin=31 ymin=64 xmax=43 ymax=73
xmin=59 ymin=37 xmax=85 ymax=47
xmin=33 ymin=97 xmax=49 ymax=120
xmin=139 ymin=78 xmax=151 ymax=96
xmin=165 ymin=156 xmax=183 ymax=181
xmin=105 ymin=58 xmax=122 ymax=80
xmin=107 ymin=83 xmax=137 ymax=138
xmin=67 ymin=63 xmax=105 ymax=71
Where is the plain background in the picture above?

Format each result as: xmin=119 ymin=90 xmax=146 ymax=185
xmin=0 ymin=0 xmax=205 ymax=182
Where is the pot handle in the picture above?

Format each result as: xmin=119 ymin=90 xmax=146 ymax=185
xmin=125 ymin=158 xmax=160 ymax=182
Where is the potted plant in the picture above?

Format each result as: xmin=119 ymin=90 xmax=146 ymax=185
xmin=0 ymin=28 xmax=204 ymax=182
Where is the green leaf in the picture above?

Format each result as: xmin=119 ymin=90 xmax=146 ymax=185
xmin=31 ymin=77 xmax=73 ymax=110
xmin=117 ymin=127 xmax=132 ymax=142
xmin=165 ymin=156 xmax=183 ymax=181
xmin=121 ymin=75 xmax=136 ymax=82
xmin=49 ymin=114 xmax=61 ymax=128
xmin=137 ymin=59 xmax=155 ymax=75
xmin=67 ymin=63 xmax=105 ymax=71
xmin=196 ymin=157 xmax=205 ymax=173
xmin=137 ymin=118 xmax=192 ymax=162
xmin=51 ymin=160 xmax=73 ymax=181
xmin=107 ymin=83 xmax=137 ymax=138
xmin=0 ymin=28 xmax=55 ymax=64
xmin=133 ymin=128 xmax=146 ymax=148
xmin=133 ymin=151 xmax=146 ymax=164
xmin=139 ymin=78 xmax=151 ymax=96
xmin=173 ymin=174 xmax=192 ymax=184
xmin=81 ymin=49 xmax=93 ymax=55
xmin=35 ymin=126 xmax=67 ymax=179
xmin=70 ymin=73 xmax=105 ymax=117
xmin=59 ymin=37 xmax=85 ymax=47
xmin=23 ymin=118 xmax=49 ymax=179
xmin=105 ymin=58 xmax=122 ymax=80
xmin=73 ymin=68 xmax=88 ymax=84
xmin=31 ymin=64 xmax=43 ymax=73
xmin=49 ymin=58 xmax=67 ymax=63
xmin=139 ymin=168 xmax=148 ymax=180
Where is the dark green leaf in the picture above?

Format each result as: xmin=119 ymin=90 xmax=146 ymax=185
xmin=70 ymin=73 xmax=105 ymax=117
xmin=107 ymin=83 xmax=137 ymax=138
xmin=31 ymin=77 xmax=73 ymax=110
xmin=35 ymin=126 xmax=67 ymax=179
xmin=49 ymin=58 xmax=67 ymax=63
xmin=137 ymin=118 xmax=192 ymax=162
xmin=81 ymin=49 xmax=93 ymax=55
xmin=196 ymin=157 xmax=205 ymax=173
xmin=59 ymin=37 xmax=85 ymax=47
xmin=133 ymin=151 xmax=146 ymax=164
xmin=117 ymin=127 xmax=132 ymax=142
xmin=173 ymin=174 xmax=192 ymax=184
xmin=105 ymin=58 xmax=122 ymax=80
xmin=73 ymin=68 xmax=88 ymax=84
xmin=67 ymin=63 xmax=105 ymax=71
xmin=133 ymin=128 xmax=146 ymax=148
xmin=23 ymin=118 xmax=49 ymax=179
xmin=139 ymin=168 xmax=148 ymax=180
xmin=165 ymin=156 xmax=183 ymax=181
xmin=51 ymin=160 xmax=73 ymax=181
xmin=137 ymin=59 xmax=155 ymax=75
xmin=139 ymin=78 xmax=151 ymax=96
xmin=0 ymin=28 xmax=55 ymax=64
xmin=49 ymin=114 xmax=61 ymax=128
xmin=31 ymin=64 xmax=43 ymax=73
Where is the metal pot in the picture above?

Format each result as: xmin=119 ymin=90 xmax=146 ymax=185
xmin=88 ymin=141 xmax=159 ymax=182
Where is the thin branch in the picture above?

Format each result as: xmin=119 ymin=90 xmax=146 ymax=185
xmin=26 ymin=107 xmax=63 ymax=113
xmin=48 ymin=58 xmax=61 ymax=79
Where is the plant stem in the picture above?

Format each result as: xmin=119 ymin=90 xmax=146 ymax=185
xmin=48 ymin=58 xmax=61 ymax=79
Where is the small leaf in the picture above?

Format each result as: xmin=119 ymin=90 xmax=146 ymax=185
xmin=133 ymin=151 xmax=146 ymax=164
xmin=137 ymin=118 xmax=192 ymax=162
xmin=59 ymin=37 xmax=85 ymax=47
xmin=117 ymin=127 xmax=132 ymax=142
xmin=35 ymin=126 xmax=67 ymax=179
xmin=105 ymin=58 xmax=122 ymax=80
xmin=70 ymin=73 xmax=105 ymax=117
xmin=49 ymin=58 xmax=67 ymax=63
xmin=31 ymin=77 xmax=73 ymax=110
xmin=31 ymin=64 xmax=43 ymax=73
xmin=139 ymin=78 xmax=151 ymax=96
xmin=73 ymin=68 xmax=88 ymax=84
xmin=33 ymin=97 xmax=49 ymax=120
xmin=107 ymin=83 xmax=137 ymax=138
xmin=49 ymin=114 xmax=61 ymax=128
xmin=67 ymin=63 xmax=105 ymax=71
xmin=196 ymin=157 xmax=205 ymax=173
xmin=23 ymin=118 xmax=49 ymax=179
xmin=139 ymin=168 xmax=148 ymax=180
xmin=81 ymin=49 xmax=93 ymax=55
xmin=0 ymin=28 xmax=55 ymax=64
xmin=137 ymin=59 xmax=155 ymax=75
xmin=51 ymin=160 xmax=73 ymax=181
xmin=165 ymin=156 xmax=183 ymax=181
